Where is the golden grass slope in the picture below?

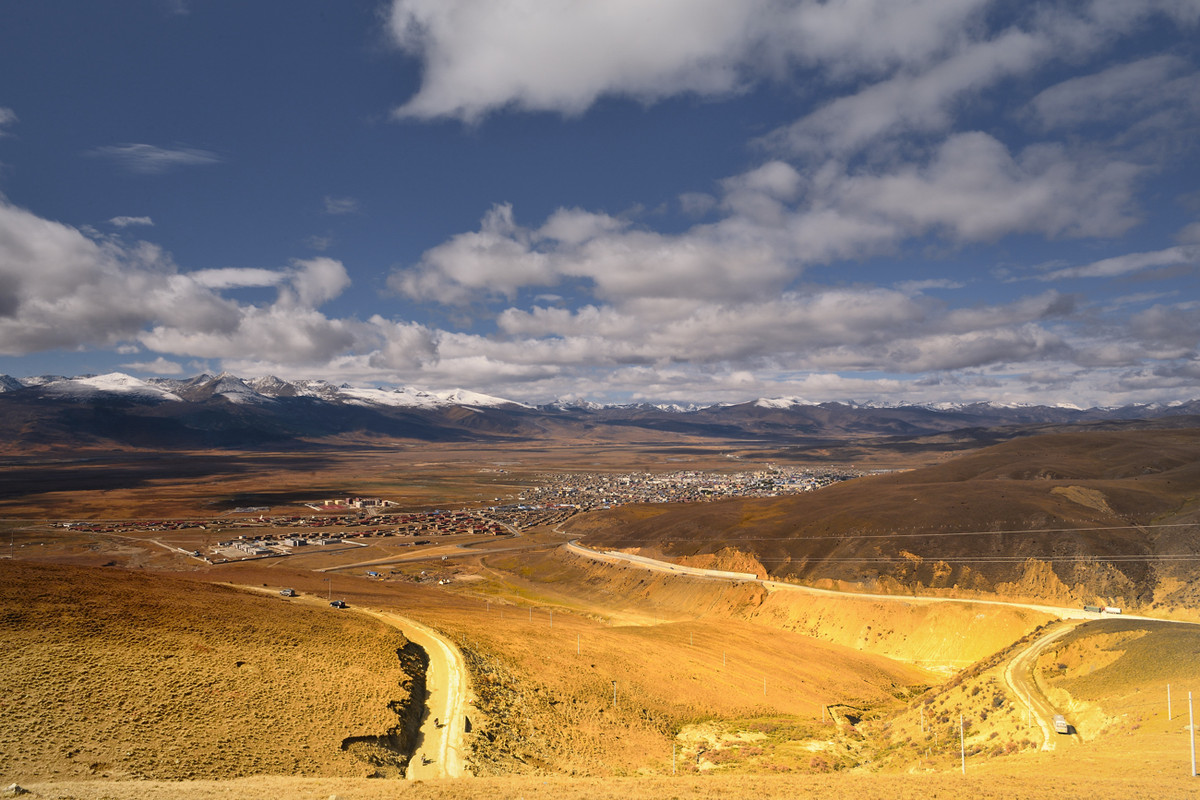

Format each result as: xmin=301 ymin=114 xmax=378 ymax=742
xmin=0 ymin=561 xmax=417 ymax=782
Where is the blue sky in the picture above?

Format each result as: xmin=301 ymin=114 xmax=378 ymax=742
xmin=1 ymin=0 xmax=1199 ymax=406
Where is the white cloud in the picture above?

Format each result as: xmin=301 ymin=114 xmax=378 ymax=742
xmin=1178 ymin=221 xmax=1200 ymax=244
xmin=387 ymin=0 xmax=766 ymax=121
xmin=485 ymin=286 xmax=1080 ymax=378
xmin=0 ymin=199 xmax=365 ymax=368
xmin=109 ymin=216 xmax=155 ymax=228
xmin=139 ymin=306 xmax=362 ymax=364
xmin=1037 ymin=245 xmax=1199 ymax=281
xmin=0 ymin=107 xmax=17 ymax=136
xmin=762 ymin=28 xmax=1047 ymax=157
xmin=87 ymin=143 xmax=222 ymax=174
xmin=121 ymin=356 xmax=184 ymax=375
xmin=323 ymin=196 xmax=360 ymax=215
xmin=836 ymin=133 xmax=1142 ymax=240
xmin=386 ymin=0 xmax=1200 ymax=129
xmin=391 ymin=202 xmax=795 ymax=306
xmin=190 ymin=268 xmax=287 ymax=290
xmin=1028 ymin=55 xmax=1200 ymax=130
xmin=393 ymin=132 xmax=1143 ymax=312
xmin=385 ymin=0 xmax=1013 ymax=123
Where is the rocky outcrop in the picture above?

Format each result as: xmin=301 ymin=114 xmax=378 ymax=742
xmin=340 ymin=641 xmax=429 ymax=777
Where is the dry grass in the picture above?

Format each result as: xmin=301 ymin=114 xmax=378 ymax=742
xmin=0 ymin=561 xmax=415 ymax=782
xmin=565 ymin=427 xmax=1200 ymax=610
xmin=5 ymin=429 xmax=1200 ymax=797
xmin=18 ymin=771 xmax=1197 ymax=800
xmin=1030 ymin=618 xmax=1200 ymax=770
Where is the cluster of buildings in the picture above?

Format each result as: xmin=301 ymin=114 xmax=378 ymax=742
xmin=475 ymin=504 xmax=580 ymax=532
xmin=517 ymin=466 xmax=862 ymax=509
xmin=304 ymin=496 xmax=396 ymax=511
xmin=49 ymin=468 xmax=863 ymax=563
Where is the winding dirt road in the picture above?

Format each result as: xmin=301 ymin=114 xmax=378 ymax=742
xmin=363 ymin=610 xmax=469 ymax=779
xmin=1003 ymin=621 xmax=1083 ymax=751
xmin=232 ymin=585 xmax=468 ymax=779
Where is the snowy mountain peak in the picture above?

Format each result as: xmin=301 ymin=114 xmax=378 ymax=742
xmin=40 ymin=373 xmax=182 ymax=401
xmin=754 ymin=396 xmax=816 ymax=409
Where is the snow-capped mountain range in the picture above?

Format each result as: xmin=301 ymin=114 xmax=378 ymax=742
xmin=1 ymin=371 xmax=1197 ymax=452
xmin=2 ymin=372 xmax=527 ymax=410
xmin=0 ymin=371 xmax=1194 ymax=417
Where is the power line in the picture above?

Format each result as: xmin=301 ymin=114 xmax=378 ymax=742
xmin=597 ymin=523 xmax=1197 ymax=544
xmin=749 ymin=553 xmax=1200 ymax=564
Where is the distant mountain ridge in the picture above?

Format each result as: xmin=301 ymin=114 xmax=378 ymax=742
xmin=1 ymin=371 xmax=1198 ymax=451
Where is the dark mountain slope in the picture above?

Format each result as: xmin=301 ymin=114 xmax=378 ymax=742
xmin=567 ymin=426 xmax=1200 ymax=609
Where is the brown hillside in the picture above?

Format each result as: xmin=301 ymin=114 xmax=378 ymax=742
xmin=566 ymin=427 xmax=1200 ymax=610
xmin=0 ymin=561 xmax=420 ymax=782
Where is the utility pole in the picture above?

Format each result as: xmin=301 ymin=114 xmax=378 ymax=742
xmin=1169 ymin=683 xmax=1173 ymax=721
xmin=612 ymin=681 xmax=617 ymax=708
xmin=960 ymin=714 xmax=965 ymax=775
xmin=672 ymin=743 xmax=676 ymax=775
xmin=549 ymin=609 xmax=553 ymax=628
xmin=1191 ymin=692 xmax=1196 ymax=777
xmin=576 ymin=633 xmax=580 ymax=656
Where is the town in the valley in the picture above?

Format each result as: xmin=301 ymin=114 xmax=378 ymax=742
xmin=33 ymin=466 xmax=861 ymax=568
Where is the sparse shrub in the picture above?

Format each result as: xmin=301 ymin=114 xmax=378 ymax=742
xmin=809 ymin=755 xmax=830 ymax=772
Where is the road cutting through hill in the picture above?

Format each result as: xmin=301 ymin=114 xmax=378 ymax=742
xmin=359 ymin=610 xmax=469 ymax=780
xmin=231 ymin=584 xmax=468 ymax=779
xmin=1004 ymin=621 xmax=1085 ymax=752
xmin=563 ymin=541 xmax=1163 ymax=623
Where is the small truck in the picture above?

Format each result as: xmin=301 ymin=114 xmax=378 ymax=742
xmin=1053 ymin=714 xmax=1070 ymax=734
xmin=279 ymin=588 xmax=297 ymax=597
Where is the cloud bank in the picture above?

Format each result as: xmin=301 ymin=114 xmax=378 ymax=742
xmin=2 ymin=0 xmax=1199 ymax=408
